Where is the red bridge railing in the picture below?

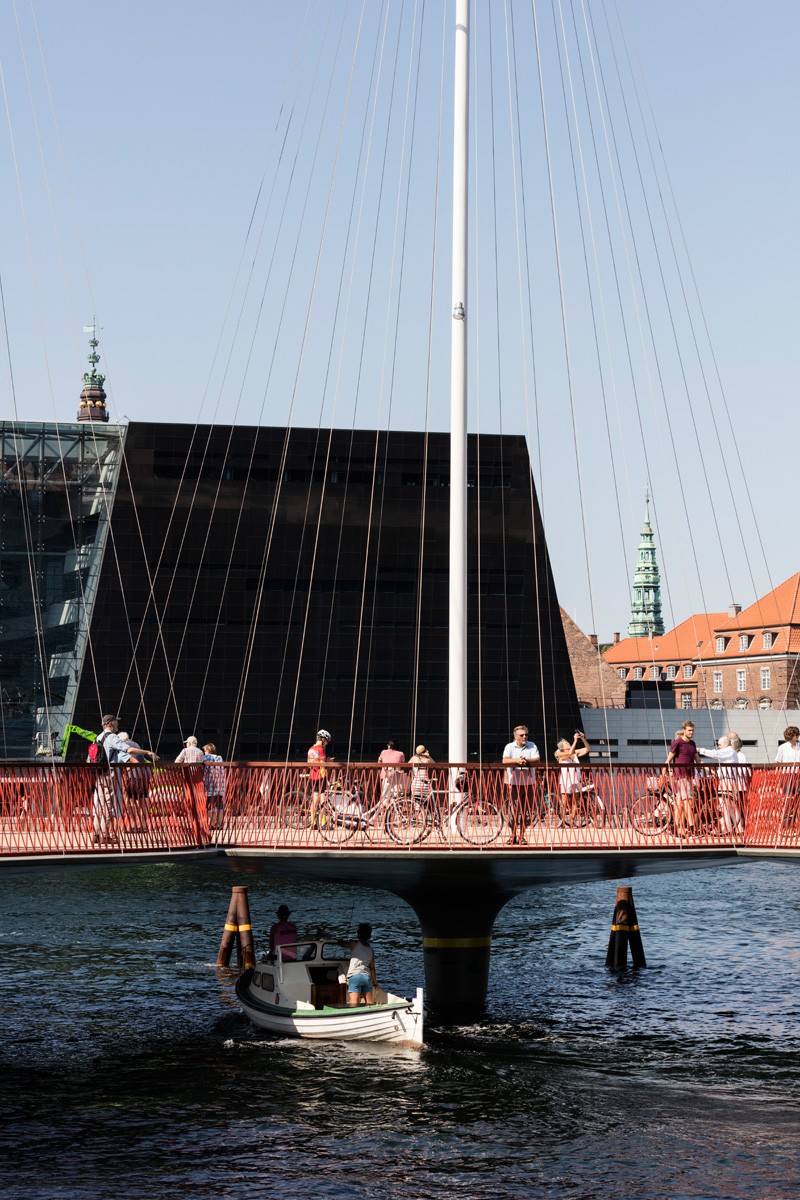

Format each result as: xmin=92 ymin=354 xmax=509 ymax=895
xmin=1 ymin=761 xmax=799 ymax=857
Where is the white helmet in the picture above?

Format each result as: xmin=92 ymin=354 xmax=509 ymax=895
xmin=317 ymin=729 xmax=331 ymax=741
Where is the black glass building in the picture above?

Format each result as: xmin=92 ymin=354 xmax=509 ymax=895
xmin=2 ymin=420 xmax=577 ymax=760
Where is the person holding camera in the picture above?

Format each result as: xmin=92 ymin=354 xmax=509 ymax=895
xmin=555 ymin=731 xmax=591 ymax=828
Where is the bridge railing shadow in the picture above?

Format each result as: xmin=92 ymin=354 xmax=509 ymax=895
xmin=1 ymin=761 xmax=799 ymax=856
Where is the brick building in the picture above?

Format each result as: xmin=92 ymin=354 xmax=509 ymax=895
xmin=560 ymin=608 xmax=626 ymax=708
xmin=602 ymin=572 xmax=800 ymax=711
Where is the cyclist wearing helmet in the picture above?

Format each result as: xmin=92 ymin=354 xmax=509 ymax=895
xmin=307 ymin=729 xmax=331 ymax=829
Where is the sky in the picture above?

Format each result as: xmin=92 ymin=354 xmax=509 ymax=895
xmin=1 ymin=0 xmax=798 ymax=641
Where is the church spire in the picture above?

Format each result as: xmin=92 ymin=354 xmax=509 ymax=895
xmin=76 ymin=320 xmax=109 ymax=422
xmin=628 ymin=490 xmax=664 ymax=636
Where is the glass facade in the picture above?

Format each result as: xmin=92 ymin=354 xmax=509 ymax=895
xmin=0 ymin=422 xmax=124 ymax=757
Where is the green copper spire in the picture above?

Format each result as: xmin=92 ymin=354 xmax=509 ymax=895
xmin=82 ymin=320 xmax=106 ymax=390
xmin=628 ymin=491 xmax=664 ymax=637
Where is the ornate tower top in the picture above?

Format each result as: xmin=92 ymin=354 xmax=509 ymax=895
xmin=628 ymin=491 xmax=664 ymax=637
xmin=77 ymin=321 xmax=109 ymax=423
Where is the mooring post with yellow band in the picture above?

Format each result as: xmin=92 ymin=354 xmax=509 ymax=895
xmin=235 ymin=885 xmax=256 ymax=971
xmin=216 ymin=887 xmax=241 ymax=967
xmin=216 ymin=885 xmax=256 ymax=971
xmin=605 ymin=885 xmax=646 ymax=971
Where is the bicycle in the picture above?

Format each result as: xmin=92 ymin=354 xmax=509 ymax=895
xmin=414 ymin=771 xmax=507 ymax=847
xmin=316 ymin=776 xmax=430 ymax=846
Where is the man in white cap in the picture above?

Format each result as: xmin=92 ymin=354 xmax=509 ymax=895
xmin=175 ymin=735 xmax=205 ymax=764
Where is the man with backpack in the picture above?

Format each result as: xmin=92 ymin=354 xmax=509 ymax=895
xmin=90 ymin=714 xmax=159 ymax=843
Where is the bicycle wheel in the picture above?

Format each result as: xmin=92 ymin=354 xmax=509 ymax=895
xmin=632 ymin=796 xmax=670 ymax=835
xmin=385 ymin=796 xmax=431 ymax=845
xmin=277 ymin=788 xmax=307 ymax=830
xmin=529 ymin=794 xmax=562 ymax=829
xmin=455 ymin=798 xmax=505 ymax=846
xmin=317 ymin=798 xmax=357 ymax=844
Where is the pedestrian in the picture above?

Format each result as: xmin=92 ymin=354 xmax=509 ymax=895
xmin=175 ymin=735 xmax=205 ymax=763
xmin=202 ymin=743 xmax=226 ymax=830
xmin=378 ymin=738 xmax=406 ymax=800
xmin=698 ymin=734 xmax=748 ymax=833
xmin=118 ymin=732 xmax=152 ymax=802
xmin=342 ymin=922 xmax=378 ymax=1007
xmin=665 ymin=719 xmax=700 ymax=836
xmin=774 ymin=726 xmax=800 ymax=763
xmin=555 ymin=731 xmax=591 ymax=827
xmin=92 ymin=714 xmax=159 ymax=843
xmin=502 ymin=724 xmax=540 ymax=844
xmin=269 ymin=904 xmax=298 ymax=962
xmin=307 ymin=729 xmax=331 ymax=829
xmin=408 ymin=744 xmax=435 ymax=803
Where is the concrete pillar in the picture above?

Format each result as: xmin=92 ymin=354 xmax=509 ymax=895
xmin=401 ymin=886 xmax=509 ymax=1023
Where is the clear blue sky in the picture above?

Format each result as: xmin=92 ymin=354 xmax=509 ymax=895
xmin=1 ymin=1 xmax=797 ymax=641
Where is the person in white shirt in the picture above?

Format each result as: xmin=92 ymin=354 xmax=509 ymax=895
xmin=698 ymin=734 xmax=748 ymax=833
xmin=342 ymin=923 xmax=378 ymax=1006
xmin=774 ymin=726 xmax=800 ymax=763
xmin=502 ymin=724 xmax=540 ymax=844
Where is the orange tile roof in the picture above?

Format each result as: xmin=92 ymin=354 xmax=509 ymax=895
xmin=715 ymin=572 xmax=800 ymax=631
xmin=603 ymin=613 xmax=727 ymax=666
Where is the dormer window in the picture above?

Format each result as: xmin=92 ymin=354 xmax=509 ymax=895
xmin=763 ymin=631 xmax=774 ymax=650
xmin=650 ymin=666 xmax=659 ymax=680
xmin=665 ymin=665 xmax=677 ymax=680
xmin=738 ymin=634 xmax=750 ymax=652
xmin=715 ymin=636 xmax=726 ymax=653
xmin=683 ymin=664 xmax=693 ymax=679
xmin=633 ymin=667 xmax=643 ymax=680
xmin=617 ymin=668 xmax=626 ymax=680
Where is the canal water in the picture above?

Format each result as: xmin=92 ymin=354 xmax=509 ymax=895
xmin=0 ymin=857 xmax=797 ymax=1199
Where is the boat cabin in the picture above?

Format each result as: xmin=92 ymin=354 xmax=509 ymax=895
xmin=253 ymin=940 xmax=372 ymax=1011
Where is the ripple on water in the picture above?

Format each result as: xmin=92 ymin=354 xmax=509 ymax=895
xmin=0 ymin=860 xmax=798 ymax=1198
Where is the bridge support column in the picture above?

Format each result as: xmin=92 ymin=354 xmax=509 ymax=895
xmin=403 ymin=887 xmax=509 ymax=1024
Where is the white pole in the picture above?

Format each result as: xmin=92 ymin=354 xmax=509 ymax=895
xmin=449 ymin=0 xmax=469 ymax=764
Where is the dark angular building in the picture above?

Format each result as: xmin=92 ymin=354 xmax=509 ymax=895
xmin=2 ymin=419 xmax=578 ymax=760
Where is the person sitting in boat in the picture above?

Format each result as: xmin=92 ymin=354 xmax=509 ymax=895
xmin=269 ymin=904 xmax=298 ymax=962
xmin=342 ymin=922 xmax=378 ymax=1006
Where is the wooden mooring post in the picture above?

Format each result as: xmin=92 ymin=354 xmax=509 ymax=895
xmin=216 ymin=885 xmax=256 ymax=971
xmin=605 ymin=885 xmax=646 ymax=971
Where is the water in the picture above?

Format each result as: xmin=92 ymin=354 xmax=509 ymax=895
xmin=0 ymin=857 xmax=798 ymax=1199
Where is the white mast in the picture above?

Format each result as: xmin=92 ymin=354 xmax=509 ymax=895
xmin=448 ymin=0 xmax=469 ymax=764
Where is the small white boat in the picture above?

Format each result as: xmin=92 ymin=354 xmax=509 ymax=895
xmin=235 ymin=938 xmax=424 ymax=1046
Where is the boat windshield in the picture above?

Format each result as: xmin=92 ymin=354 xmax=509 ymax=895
xmin=321 ymin=941 xmax=351 ymax=961
xmin=280 ymin=942 xmax=314 ymax=963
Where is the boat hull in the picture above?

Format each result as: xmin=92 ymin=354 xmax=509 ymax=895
xmin=236 ymin=973 xmax=424 ymax=1046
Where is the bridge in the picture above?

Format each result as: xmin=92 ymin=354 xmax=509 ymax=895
xmin=2 ymin=761 xmax=797 ymax=1019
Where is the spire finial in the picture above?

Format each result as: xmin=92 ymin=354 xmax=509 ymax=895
xmin=77 ymin=319 xmax=109 ymax=422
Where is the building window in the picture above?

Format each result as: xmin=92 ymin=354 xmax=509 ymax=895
xmin=650 ymin=666 xmax=659 ymax=680
xmin=633 ymin=667 xmax=643 ymax=681
xmin=761 ymin=667 xmax=771 ymax=690
xmin=763 ymin=631 xmax=773 ymax=650
xmin=681 ymin=693 xmax=693 ymax=709
xmin=738 ymin=634 xmax=750 ymax=652
xmin=617 ymin=668 xmax=626 ymax=680
xmin=713 ymin=671 xmax=723 ymax=694
xmin=683 ymin=664 xmax=693 ymax=679
xmin=736 ymin=669 xmax=747 ymax=692
xmin=666 ymin=665 xmax=676 ymax=680
xmin=715 ymin=636 xmax=726 ymax=653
